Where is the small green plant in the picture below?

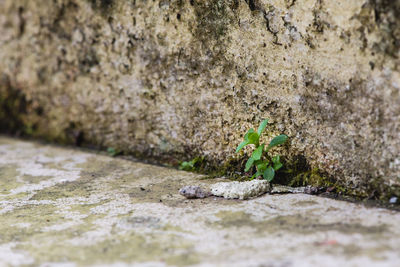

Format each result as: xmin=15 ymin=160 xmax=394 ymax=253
xmin=179 ymin=157 xmax=203 ymax=172
xmin=107 ymin=147 xmax=121 ymax=157
xmin=236 ymin=119 xmax=288 ymax=181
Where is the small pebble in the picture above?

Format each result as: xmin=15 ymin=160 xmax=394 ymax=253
xmin=179 ymin=186 xmax=211 ymax=199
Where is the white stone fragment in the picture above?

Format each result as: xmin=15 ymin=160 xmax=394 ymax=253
xmin=210 ymin=180 xmax=270 ymax=200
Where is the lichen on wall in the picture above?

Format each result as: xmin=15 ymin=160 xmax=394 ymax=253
xmin=0 ymin=0 xmax=399 ymax=197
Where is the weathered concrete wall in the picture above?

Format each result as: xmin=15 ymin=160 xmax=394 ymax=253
xmin=0 ymin=0 xmax=399 ymax=197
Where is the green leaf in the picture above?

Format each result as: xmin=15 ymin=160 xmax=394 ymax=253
xmin=273 ymin=162 xmax=283 ymax=171
xmin=251 ymin=144 xmax=264 ymax=161
xmin=244 ymin=128 xmax=255 ymax=141
xmin=268 ymin=135 xmax=288 ymax=150
xmin=248 ymin=132 xmax=260 ymax=145
xmin=254 ymin=159 xmax=263 ymax=166
xmin=236 ymin=140 xmax=249 ymax=153
xmin=272 ymin=155 xmax=280 ymax=163
xmin=107 ymin=147 xmax=120 ymax=157
xmin=263 ymin=167 xmax=275 ymax=181
xmin=256 ymin=160 xmax=268 ymax=172
xmin=251 ymin=171 xmax=263 ymax=180
xmin=257 ymin=119 xmax=269 ymax=136
xmin=254 ymin=159 xmax=269 ymax=169
xmin=179 ymin=161 xmax=194 ymax=171
xmin=272 ymin=155 xmax=283 ymax=170
xmin=245 ymin=157 xmax=255 ymax=172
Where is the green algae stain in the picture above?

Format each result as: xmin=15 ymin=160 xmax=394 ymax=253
xmin=212 ymin=211 xmax=389 ymax=237
xmin=30 ymin=179 xmax=94 ymax=200
xmin=30 ymin=158 xmax=113 ymax=201
xmin=21 ymin=174 xmax=52 ymax=184
xmin=75 ymin=156 xmax=121 ymax=174
xmin=166 ymin=253 xmax=199 ymax=266
xmin=0 ymin=204 xmax=65 ymax=244
xmin=162 ymin=223 xmax=187 ymax=234
xmin=263 ymin=215 xmax=388 ymax=236
xmin=1 ymin=192 xmax=30 ymax=201
xmin=86 ymin=232 xmax=199 ymax=266
xmin=0 ymin=164 xmax=24 ymax=194
xmin=17 ymin=229 xmax=200 ymax=266
xmin=213 ymin=211 xmax=258 ymax=229
xmin=319 ymin=243 xmax=395 ymax=261
xmin=41 ymin=161 xmax=70 ymax=172
xmin=0 ymin=156 xmax=202 ymax=265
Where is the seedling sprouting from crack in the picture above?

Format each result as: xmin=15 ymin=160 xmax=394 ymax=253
xmin=236 ymin=119 xmax=288 ymax=181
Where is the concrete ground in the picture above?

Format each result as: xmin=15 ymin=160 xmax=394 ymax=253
xmin=0 ymin=136 xmax=399 ymax=267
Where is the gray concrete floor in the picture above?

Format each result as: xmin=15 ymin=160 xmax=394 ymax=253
xmin=0 ymin=136 xmax=399 ymax=267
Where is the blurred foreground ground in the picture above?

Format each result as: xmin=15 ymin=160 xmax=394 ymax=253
xmin=0 ymin=136 xmax=399 ymax=267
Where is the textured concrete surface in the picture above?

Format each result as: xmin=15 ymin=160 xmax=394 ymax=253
xmin=0 ymin=0 xmax=399 ymax=196
xmin=0 ymin=136 xmax=400 ymax=266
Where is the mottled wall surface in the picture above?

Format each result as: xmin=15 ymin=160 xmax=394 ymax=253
xmin=0 ymin=0 xmax=399 ymax=196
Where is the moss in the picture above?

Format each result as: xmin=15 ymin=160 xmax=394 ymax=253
xmin=287 ymin=168 xmax=334 ymax=188
xmin=279 ymin=158 xmax=400 ymax=204
xmin=177 ymin=154 xmax=246 ymax=181
xmin=279 ymin=156 xmax=400 ymax=203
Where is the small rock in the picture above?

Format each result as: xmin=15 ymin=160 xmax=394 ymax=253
xmin=210 ymin=180 xmax=270 ymax=200
xmin=389 ymin=197 xmax=398 ymax=204
xmin=179 ymin=186 xmax=211 ymax=199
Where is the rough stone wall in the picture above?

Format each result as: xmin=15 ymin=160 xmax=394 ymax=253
xmin=0 ymin=0 xmax=399 ymax=196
